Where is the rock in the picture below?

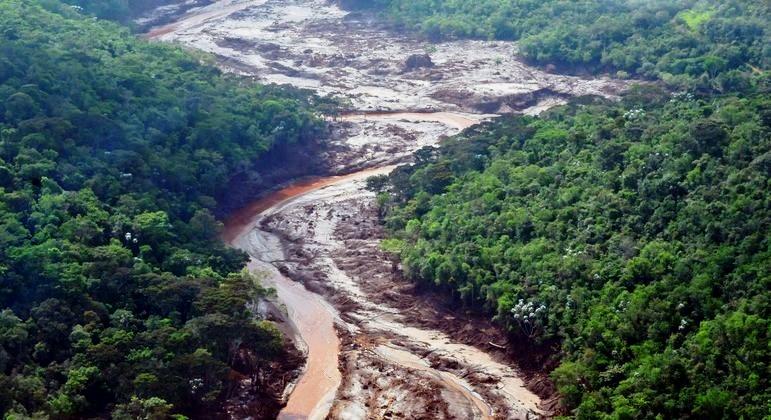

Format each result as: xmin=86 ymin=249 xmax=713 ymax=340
xmin=403 ymin=53 xmax=434 ymax=72
xmin=427 ymin=72 xmax=444 ymax=81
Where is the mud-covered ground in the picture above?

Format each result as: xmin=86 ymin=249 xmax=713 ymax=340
xmin=146 ymin=0 xmax=626 ymax=168
xmin=253 ymin=174 xmax=544 ymax=419
xmin=148 ymin=0 xmax=625 ymax=114
xmin=150 ymin=1 xmax=629 ymax=418
xmin=135 ymin=0 xmax=217 ymax=31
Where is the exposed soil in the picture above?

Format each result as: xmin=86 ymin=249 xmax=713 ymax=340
xmin=146 ymin=0 xmax=626 ymax=115
xmin=216 ymin=132 xmax=332 ymax=218
xmin=254 ymin=174 xmax=543 ymax=419
xmin=145 ymin=1 xmax=629 ymax=418
xmin=222 ymin=340 xmax=305 ymax=419
xmin=327 ymin=199 xmax=565 ymax=414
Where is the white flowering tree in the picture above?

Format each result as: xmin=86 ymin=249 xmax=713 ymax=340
xmin=511 ymin=299 xmax=547 ymax=338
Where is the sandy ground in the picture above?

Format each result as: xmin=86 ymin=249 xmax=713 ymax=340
xmin=149 ymin=1 xmax=629 ymax=418
xmin=147 ymin=0 xmax=625 ymax=114
xmin=248 ymin=171 xmax=542 ymax=419
xmin=146 ymin=0 xmax=627 ymax=168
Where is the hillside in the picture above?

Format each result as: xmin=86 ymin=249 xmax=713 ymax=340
xmin=374 ymin=0 xmax=770 ymax=418
xmin=0 ymin=1 xmax=328 ymax=417
xmin=0 ymin=0 xmax=767 ymax=418
xmin=380 ymin=87 xmax=769 ymax=417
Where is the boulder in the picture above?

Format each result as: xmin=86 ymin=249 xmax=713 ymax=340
xmin=403 ymin=53 xmax=435 ymax=71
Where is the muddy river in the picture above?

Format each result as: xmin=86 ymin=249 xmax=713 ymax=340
xmin=147 ymin=1 xmax=625 ymax=418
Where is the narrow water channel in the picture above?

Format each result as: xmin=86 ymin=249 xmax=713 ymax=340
xmin=224 ymin=168 xmax=392 ymax=419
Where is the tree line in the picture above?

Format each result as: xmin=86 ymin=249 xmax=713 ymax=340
xmin=379 ymin=84 xmax=769 ymax=418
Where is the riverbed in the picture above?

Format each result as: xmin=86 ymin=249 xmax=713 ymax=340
xmin=146 ymin=1 xmax=625 ymax=418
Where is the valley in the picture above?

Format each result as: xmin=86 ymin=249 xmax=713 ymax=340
xmin=146 ymin=0 xmax=625 ymax=418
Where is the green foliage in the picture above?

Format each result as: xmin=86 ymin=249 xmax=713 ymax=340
xmin=0 ymin=0 xmax=327 ymax=417
xmin=351 ymin=0 xmax=769 ymax=88
xmin=380 ymin=238 xmax=406 ymax=255
xmin=680 ymin=7 xmax=716 ymax=31
xmin=112 ymin=396 xmax=175 ymax=420
xmin=356 ymin=8 xmax=771 ymax=415
xmin=382 ymin=86 xmax=770 ymax=417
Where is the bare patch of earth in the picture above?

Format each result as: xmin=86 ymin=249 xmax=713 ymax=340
xmin=147 ymin=0 xmax=625 ymax=114
xmin=145 ymin=0 xmax=627 ymax=168
xmin=257 ymin=177 xmax=547 ymax=419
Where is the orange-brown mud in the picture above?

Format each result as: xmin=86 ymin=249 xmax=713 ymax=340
xmin=222 ymin=165 xmax=395 ymax=243
xmin=231 ymin=170 xmax=546 ymax=419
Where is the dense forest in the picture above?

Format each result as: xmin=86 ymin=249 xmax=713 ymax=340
xmin=380 ymin=87 xmax=769 ymax=418
xmin=348 ymin=0 xmax=768 ymax=89
xmin=372 ymin=0 xmax=770 ymax=418
xmin=0 ymin=0 xmax=768 ymax=418
xmin=0 ymin=0 xmax=328 ymax=417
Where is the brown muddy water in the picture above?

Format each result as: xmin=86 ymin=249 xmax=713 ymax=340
xmin=220 ymin=113 xmax=540 ymax=419
xmin=224 ymin=168 xmax=392 ymax=419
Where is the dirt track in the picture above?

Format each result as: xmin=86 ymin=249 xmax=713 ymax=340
xmin=146 ymin=1 xmax=627 ymax=418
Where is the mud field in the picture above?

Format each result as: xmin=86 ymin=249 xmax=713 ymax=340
xmin=247 ymin=175 xmax=543 ymax=419
xmin=146 ymin=1 xmax=627 ymax=418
